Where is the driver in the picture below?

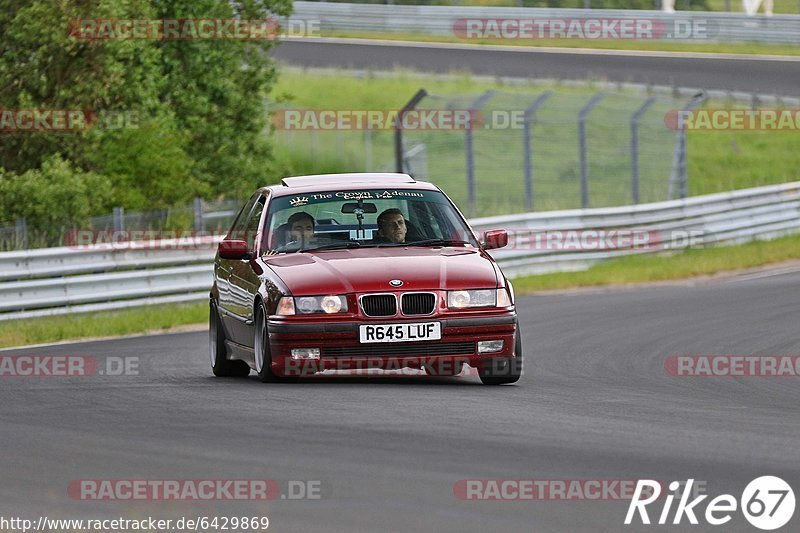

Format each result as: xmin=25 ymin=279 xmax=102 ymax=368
xmin=376 ymin=208 xmax=407 ymax=244
xmin=287 ymin=211 xmax=315 ymax=245
xmin=265 ymin=212 xmax=316 ymax=255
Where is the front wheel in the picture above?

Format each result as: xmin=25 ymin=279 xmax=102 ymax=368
xmin=254 ymin=304 xmax=298 ymax=383
xmin=479 ymin=324 xmax=522 ymax=386
xmin=209 ymin=302 xmax=250 ymax=377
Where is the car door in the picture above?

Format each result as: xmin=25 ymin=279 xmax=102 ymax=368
xmin=226 ymin=195 xmax=267 ymax=346
xmin=217 ymin=194 xmax=259 ymax=339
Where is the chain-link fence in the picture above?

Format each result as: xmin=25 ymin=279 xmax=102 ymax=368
xmin=404 ymin=90 xmax=712 ymax=216
xmin=270 ymin=87 xmax=700 ymax=218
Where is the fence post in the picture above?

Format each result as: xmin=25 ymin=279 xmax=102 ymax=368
xmin=522 ymin=91 xmax=553 ymax=212
xmin=194 ymin=198 xmax=205 ymax=232
xmin=395 ymin=88 xmax=428 ymax=173
xmin=112 ymin=207 xmax=125 ymax=232
xmin=465 ymin=90 xmax=495 ymax=217
xmin=364 ymin=128 xmax=373 ymax=171
xmin=630 ymin=96 xmax=656 ymax=205
xmin=578 ymin=93 xmax=605 ymax=209
xmin=15 ymin=217 xmax=28 ymax=250
xmin=668 ymin=92 xmax=705 ymax=200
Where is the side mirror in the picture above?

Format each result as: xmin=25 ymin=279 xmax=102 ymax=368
xmin=218 ymin=240 xmax=252 ymax=260
xmin=482 ymin=229 xmax=508 ymax=250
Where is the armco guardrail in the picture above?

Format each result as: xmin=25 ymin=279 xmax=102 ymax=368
xmin=289 ymin=2 xmax=800 ymax=45
xmin=474 ymin=181 xmax=800 ymax=277
xmin=0 ymin=181 xmax=798 ymax=321
xmin=0 ymin=236 xmax=221 ymax=281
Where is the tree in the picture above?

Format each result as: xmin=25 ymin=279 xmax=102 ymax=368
xmin=0 ymin=0 xmax=291 ymax=225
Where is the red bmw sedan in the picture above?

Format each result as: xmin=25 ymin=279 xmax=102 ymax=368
xmin=209 ymin=173 xmax=521 ymax=385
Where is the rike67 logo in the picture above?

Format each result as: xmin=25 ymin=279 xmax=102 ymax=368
xmin=625 ymin=477 xmax=795 ymax=530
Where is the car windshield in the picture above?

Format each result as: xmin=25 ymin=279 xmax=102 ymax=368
xmin=262 ymin=189 xmax=478 ymax=254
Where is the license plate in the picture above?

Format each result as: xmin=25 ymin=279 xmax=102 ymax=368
xmin=359 ymin=322 xmax=441 ymax=343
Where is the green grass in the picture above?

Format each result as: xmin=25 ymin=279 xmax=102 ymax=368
xmin=0 ymin=302 xmax=207 ymax=349
xmin=689 ymin=128 xmax=800 ymax=195
xmin=513 ymin=232 xmax=800 ymax=293
xmin=322 ymin=30 xmax=800 ymax=57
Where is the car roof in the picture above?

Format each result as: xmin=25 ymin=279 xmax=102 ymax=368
xmin=265 ymin=173 xmax=440 ymax=197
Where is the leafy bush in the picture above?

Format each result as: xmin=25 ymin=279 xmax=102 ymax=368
xmin=0 ymin=156 xmax=113 ymax=233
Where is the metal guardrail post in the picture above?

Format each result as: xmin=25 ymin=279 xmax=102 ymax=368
xmin=522 ymin=91 xmax=553 ymax=212
xmin=465 ymin=90 xmax=495 ymax=217
xmin=578 ymin=93 xmax=605 ymax=209
xmin=395 ymin=88 xmax=428 ymax=173
xmin=631 ymin=97 xmax=657 ymax=205
xmin=112 ymin=207 xmax=125 ymax=232
xmin=194 ymin=198 xmax=205 ymax=231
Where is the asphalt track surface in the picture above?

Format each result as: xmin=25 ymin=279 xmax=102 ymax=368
xmin=2 ymin=269 xmax=799 ymax=532
xmin=272 ymin=39 xmax=800 ymax=97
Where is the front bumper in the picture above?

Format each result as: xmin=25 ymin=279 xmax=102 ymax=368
xmin=267 ymin=314 xmax=517 ymax=376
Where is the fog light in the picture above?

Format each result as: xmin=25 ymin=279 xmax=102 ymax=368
xmin=291 ymin=348 xmax=320 ymax=360
xmin=478 ymin=340 xmax=504 ymax=354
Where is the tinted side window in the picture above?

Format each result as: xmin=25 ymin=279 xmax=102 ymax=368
xmin=227 ymin=194 xmax=259 ymax=239
xmin=244 ymin=198 xmax=266 ymax=250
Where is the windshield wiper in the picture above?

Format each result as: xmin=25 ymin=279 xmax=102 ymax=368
xmin=302 ymin=241 xmax=362 ymax=252
xmin=405 ymin=239 xmax=471 ymax=247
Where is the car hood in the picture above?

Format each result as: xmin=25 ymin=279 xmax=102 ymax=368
xmin=263 ymin=247 xmax=499 ymax=295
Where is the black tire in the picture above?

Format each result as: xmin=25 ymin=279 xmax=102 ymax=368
xmin=209 ymin=302 xmax=250 ymax=377
xmin=479 ymin=323 xmax=523 ymax=386
xmin=253 ymin=305 xmax=278 ymax=382
xmin=253 ymin=304 xmax=299 ymax=383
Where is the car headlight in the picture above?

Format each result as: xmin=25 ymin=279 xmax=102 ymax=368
xmin=293 ymin=295 xmax=348 ymax=315
xmin=447 ymin=289 xmax=496 ymax=309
